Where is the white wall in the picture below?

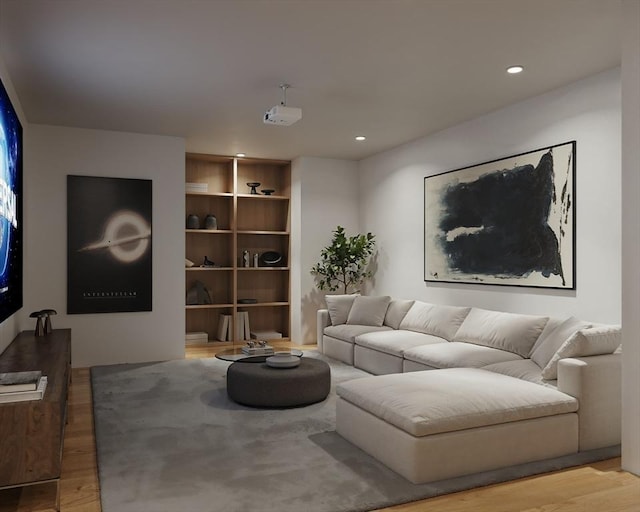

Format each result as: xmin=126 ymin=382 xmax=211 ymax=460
xmin=291 ymin=157 xmax=359 ymax=345
xmin=23 ymin=125 xmax=185 ymax=367
xmin=0 ymin=54 xmax=26 ymax=353
xmin=621 ymin=0 xmax=640 ymax=476
xmin=359 ymin=68 xmax=621 ymax=324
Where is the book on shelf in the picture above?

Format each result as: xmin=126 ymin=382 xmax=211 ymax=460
xmin=0 ymin=370 xmax=42 ymax=393
xmin=236 ymin=311 xmax=251 ymax=341
xmin=250 ymin=331 xmax=282 ymax=340
xmin=236 ymin=313 xmax=245 ymax=341
xmin=0 ymin=376 xmax=48 ymax=403
xmin=217 ymin=314 xmax=231 ymax=341
xmin=186 ymin=182 xmax=208 ymax=193
xmin=242 ymin=312 xmax=251 ymax=341
xmin=185 ymin=331 xmax=208 ymax=344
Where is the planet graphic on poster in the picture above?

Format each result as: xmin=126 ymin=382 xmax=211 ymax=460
xmin=79 ymin=210 xmax=151 ymax=263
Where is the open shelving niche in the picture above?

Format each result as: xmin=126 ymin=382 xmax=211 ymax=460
xmin=185 ymin=153 xmax=291 ymax=346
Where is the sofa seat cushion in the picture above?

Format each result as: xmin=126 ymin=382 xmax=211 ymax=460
xmin=403 ymin=342 xmax=522 ymax=369
xmin=336 ymin=368 xmax=578 ymax=437
xmin=324 ymin=324 xmax=392 ymax=344
xmin=354 ymin=330 xmax=447 ymax=357
xmin=483 ymin=359 xmax=556 ymax=388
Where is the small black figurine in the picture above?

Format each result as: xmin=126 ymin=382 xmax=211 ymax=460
xmin=42 ymin=309 xmax=57 ymax=334
xmin=29 ymin=311 xmax=47 ymax=337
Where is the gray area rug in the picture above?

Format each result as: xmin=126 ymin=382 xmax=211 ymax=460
xmin=91 ymin=352 xmax=620 ymax=512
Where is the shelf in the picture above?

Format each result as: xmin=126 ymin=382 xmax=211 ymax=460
xmin=237 ymin=230 xmax=289 ymax=235
xmin=237 ymin=301 xmax=289 ymax=307
xmin=186 ymin=340 xmax=235 ymax=348
xmin=185 ymin=338 xmax=292 ymax=348
xmin=237 ymin=267 xmax=289 ymax=271
xmin=237 ymin=193 xmax=289 ymax=200
xmin=186 ymin=267 xmax=233 ymax=271
xmin=186 ymin=304 xmax=234 ymax=310
xmin=186 ymin=229 xmax=233 ymax=234
xmin=186 ymin=192 xmax=233 ymax=198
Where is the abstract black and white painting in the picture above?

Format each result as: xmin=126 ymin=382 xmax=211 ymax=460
xmin=67 ymin=176 xmax=152 ymax=313
xmin=424 ymin=142 xmax=575 ymax=289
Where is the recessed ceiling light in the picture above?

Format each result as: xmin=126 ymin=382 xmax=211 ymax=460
xmin=507 ymin=65 xmax=524 ymax=74
xmin=355 ymin=136 xmax=366 ymax=141
xmin=236 ymin=153 xmax=246 ymax=157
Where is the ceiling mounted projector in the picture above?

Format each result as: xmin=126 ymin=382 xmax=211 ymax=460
xmin=264 ymin=105 xmax=302 ymax=126
xmin=263 ymin=84 xmax=302 ymax=126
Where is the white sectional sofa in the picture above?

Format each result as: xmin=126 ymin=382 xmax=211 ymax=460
xmin=317 ymin=295 xmax=622 ymax=484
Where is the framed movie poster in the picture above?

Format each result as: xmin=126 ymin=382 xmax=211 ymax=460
xmin=67 ymin=175 xmax=152 ymax=313
xmin=424 ymin=141 xmax=575 ymax=289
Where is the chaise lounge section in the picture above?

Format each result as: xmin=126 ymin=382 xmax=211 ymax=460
xmin=317 ymin=295 xmax=622 ymax=484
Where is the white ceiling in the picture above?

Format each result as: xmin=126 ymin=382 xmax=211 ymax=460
xmin=0 ymin=0 xmax=622 ymax=161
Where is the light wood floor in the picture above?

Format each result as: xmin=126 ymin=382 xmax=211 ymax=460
xmin=1 ymin=344 xmax=638 ymax=511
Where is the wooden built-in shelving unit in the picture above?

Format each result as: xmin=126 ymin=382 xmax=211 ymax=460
xmin=185 ymin=153 xmax=291 ymax=345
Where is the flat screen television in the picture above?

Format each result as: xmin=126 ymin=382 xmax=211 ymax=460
xmin=0 ymin=77 xmax=23 ymax=323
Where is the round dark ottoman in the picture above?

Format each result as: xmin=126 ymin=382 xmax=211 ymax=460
xmin=226 ymin=357 xmax=331 ymax=407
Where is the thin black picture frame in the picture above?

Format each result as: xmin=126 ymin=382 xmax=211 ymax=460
xmin=424 ymin=141 xmax=576 ymax=289
xmin=67 ymin=175 xmax=153 ymax=313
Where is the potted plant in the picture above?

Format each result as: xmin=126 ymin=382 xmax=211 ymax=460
xmin=311 ymin=226 xmax=376 ymax=294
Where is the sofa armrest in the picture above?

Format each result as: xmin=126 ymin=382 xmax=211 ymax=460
xmin=317 ymin=309 xmax=331 ymax=352
xmin=557 ymin=353 xmax=621 ymax=450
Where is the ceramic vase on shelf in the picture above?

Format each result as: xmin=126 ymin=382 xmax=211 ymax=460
xmin=186 ymin=214 xmax=199 ymax=229
xmin=204 ymin=214 xmax=217 ymax=230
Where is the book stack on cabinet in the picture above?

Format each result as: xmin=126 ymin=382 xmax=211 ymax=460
xmin=185 ymin=153 xmax=291 ymax=345
xmin=0 ymin=370 xmax=48 ymax=403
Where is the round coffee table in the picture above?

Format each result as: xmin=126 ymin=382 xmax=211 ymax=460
xmin=226 ymin=357 xmax=331 ymax=408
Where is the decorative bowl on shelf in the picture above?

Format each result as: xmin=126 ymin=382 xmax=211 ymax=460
xmin=260 ymin=251 xmax=283 ymax=266
xmin=261 ymin=189 xmax=275 ymax=195
xmin=247 ymin=182 xmax=261 ymax=194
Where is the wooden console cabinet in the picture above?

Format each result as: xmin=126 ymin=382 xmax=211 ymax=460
xmin=0 ymin=329 xmax=71 ymax=510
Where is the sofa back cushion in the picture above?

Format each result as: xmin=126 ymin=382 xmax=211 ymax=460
xmin=528 ymin=316 xmax=564 ymax=355
xmin=530 ymin=316 xmax=592 ymax=369
xmin=453 ymin=308 xmax=548 ymax=357
xmin=384 ymin=299 xmax=415 ymax=329
xmin=325 ymin=294 xmax=359 ymax=326
xmin=346 ymin=295 xmax=391 ymax=327
xmin=399 ymin=301 xmax=470 ymax=341
xmin=540 ymin=324 xmax=621 ymax=380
